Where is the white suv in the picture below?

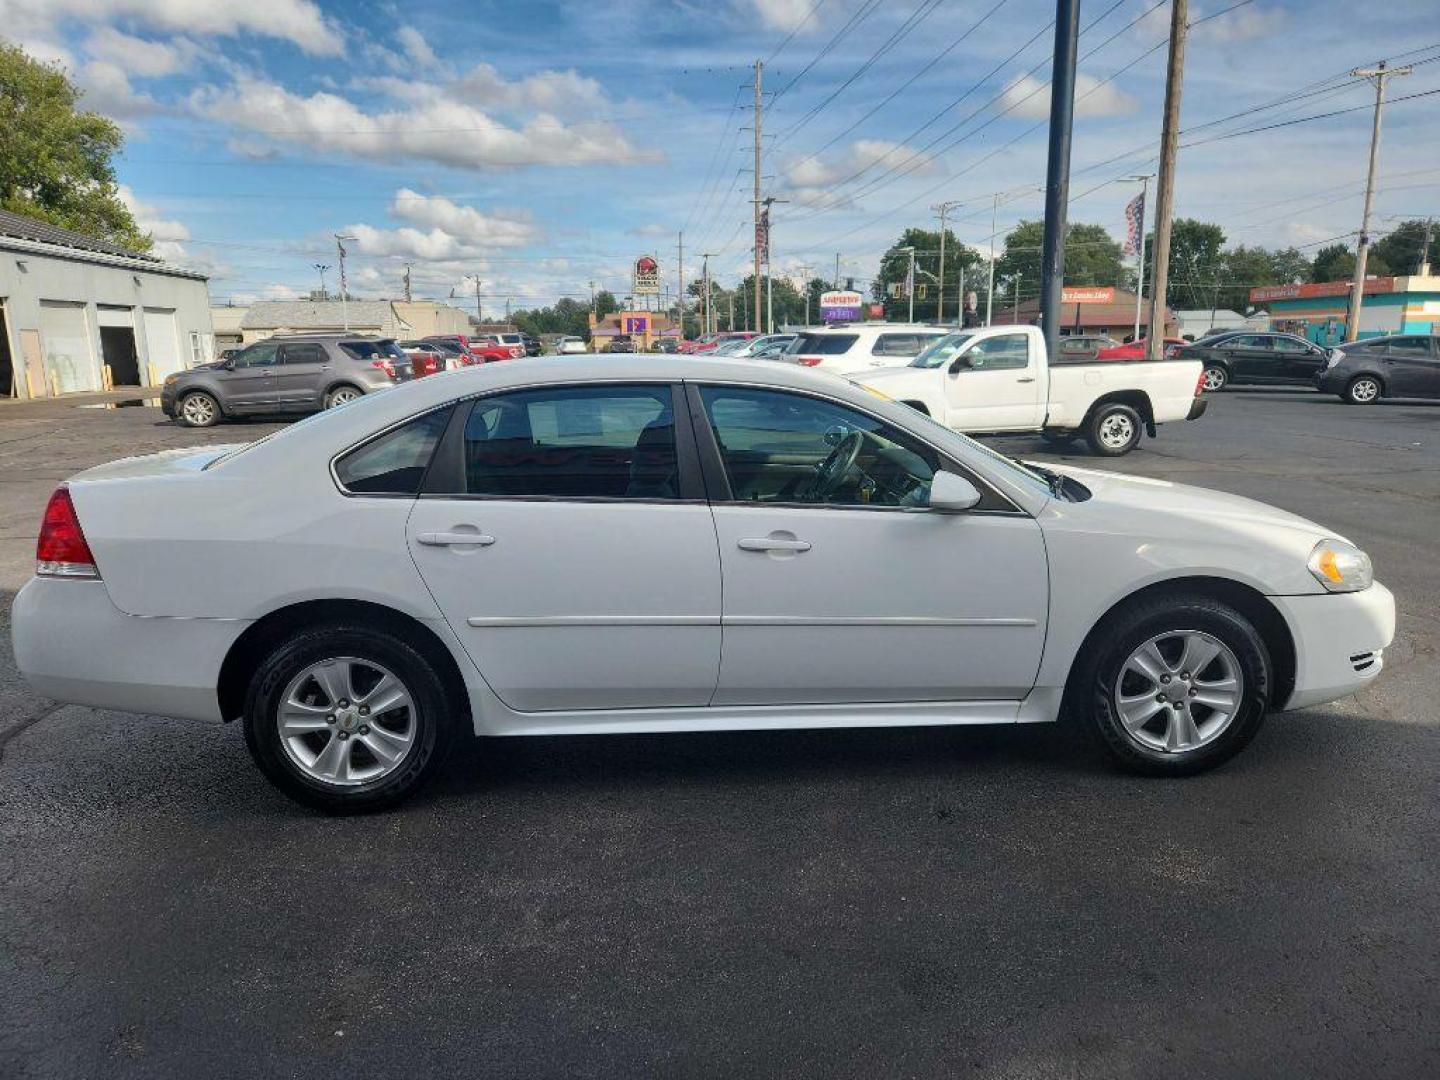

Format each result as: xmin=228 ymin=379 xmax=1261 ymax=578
xmin=783 ymin=324 xmax=951 ymax=374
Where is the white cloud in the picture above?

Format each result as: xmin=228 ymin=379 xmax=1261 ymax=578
xmin=117 ymin=185 xmax=194 ymax=263
xmin=450 ymin=64 xmax=613 ymax=119
xmin=998 ymin=73 xmax=1139 ymax=121
xmin=84 ymin=27 xmax=191 ymax=76
xmin=750 ymin=0 xmax=818 ymax=33
xmin=191 ymin=77 xmax=660 ymax=171
xmin=338 ymin=190 xmax=540 ymax=263
xmin=0 ymin=0 xmax=342 ymax=56
xmin=76 ymin=62 xmax=165 ymax=120
xmin=784 ymin=139 xmax=940 ymax=191
xmin=395 ymin=25 xmax=437 ymax=67
xmin=627 ymin=223 xmax=670 ymax=237
xmin=1192 ymin=4 xmax=1286 ymax=44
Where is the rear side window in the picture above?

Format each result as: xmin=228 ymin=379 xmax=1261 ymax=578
xmin=280 ymin=343 xmax=327 ymax=365
xmin=463 ymin=385 xmax=680 ymax=500
xmin=1386 ymin=337 xmax=1432 ymax=358
xmin=340 ymin=340 xmax=406 ymax=362
xmin=791 ymin=333 xmax=858 ymax=356
xmin=335 ymin=408 xmax=451 ymax=494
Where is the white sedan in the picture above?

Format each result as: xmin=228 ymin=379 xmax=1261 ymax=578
xmin=12 ymin=356 xmax=1395 ymax=811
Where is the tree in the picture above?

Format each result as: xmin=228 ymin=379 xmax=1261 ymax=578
xmin=1309 ymin=244 xmax=1390 ymax=284
xmin=0 ymin=42 xmax=150 ymax=251
xmin=994 ymin=221 xmax=1126 ymax=304
xmin=1165 ymin=219 xmax=1227 ymax=310
xmin=1372 ymin=219 xmax=1432 ymax=275
xmin=873 ymin=227 xmax=983 ymax=322
xmin=1211 ymin=244 xmax=1312 ymax=314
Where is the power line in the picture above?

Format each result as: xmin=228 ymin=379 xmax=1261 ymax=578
xmin=769 ymin=0 xmax=886 ymax=107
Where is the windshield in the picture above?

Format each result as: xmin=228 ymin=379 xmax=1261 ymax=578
xmin=910 ymin=331 xmax=974 ymax=368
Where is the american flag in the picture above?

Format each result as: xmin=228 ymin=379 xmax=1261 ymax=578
xmin=1123 ymin=192 xmax=1145 ymax=256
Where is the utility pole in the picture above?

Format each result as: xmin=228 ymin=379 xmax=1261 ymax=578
xmin=761 ymin=196 xmax=788 ymax=332
xmin=1038 ymin=0 xmax=1081 ymax=361
xmin=677 ymin=231 xmax=685 ymax=337
xmin=1419 ymin=217 xmax=1434 ymax=276
xmin=1014 ymin=273 xmax=1023 ymax=324
xmin=313 ymin=263 xmax=330 ymax=300
xmin=728 ymin=290 xmax=735 ymax=333
xmin=403 ymin=262 xmax=413 ymax=303
xmin=1145 ymin=0 xmax=1188 ymax=360
xmin=701 ymin=255 xmax=714 ymax=336
xmin=933 ymin=200 xmax=962 ymax=324
xmin=985 ymin=193 xmax=999 ymax=326
xmin=834 ymin=252 xmax=841 ymax=289
xmin=333 ymin=234 xmax=356 ymax=329
xmin=589 ymin=279 xmax=596 ymax=315
xmin=1345 ymin=60 xmax=1411 ymax=341
xmin=465 ymin=274 xmax=483 ymax=322
xmin=1129 ymin=174 xmax=1153 ymax=341
xmin=752 ymin=59 xmax=764 ymax=335
xmin=795 ymin=263 xmax=814 ymax=326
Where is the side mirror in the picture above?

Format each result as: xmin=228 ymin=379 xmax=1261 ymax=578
xmin=221 ymin=358 xmax=236 ymax=370
xmin=928 ymin=471 xmax=982 ymax=513
xmin=947 ymin=355 xmax=971 ymax=375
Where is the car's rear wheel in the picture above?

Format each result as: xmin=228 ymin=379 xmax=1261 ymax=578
xmin=179 ymin=390 xmax=221 ymax=428
xmin=1084 ymin=402 xmax=1142 ymax=456
xmin=1201 ymin=365 xmax=1228 ymax=392
xmin=324 ymin=384 xmax=363 ymax=409
xmin=1345 ymin=375 xmax=1382 ymax=404
xmin=243 ymin=625 xmax=455 ymax=812
xmin=1078 ymin=594 xmax=1270 ymax=776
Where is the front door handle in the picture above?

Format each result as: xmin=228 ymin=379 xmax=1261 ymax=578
xmin=1016 ymin=376 xmax=1036 ymax=383
xmin=738 ymin=537 xmax=811 ymax=553
xmin=418 ymin=531 xmax=496 ymax=547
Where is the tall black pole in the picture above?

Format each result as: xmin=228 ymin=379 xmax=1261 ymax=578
xmin=1038 ymin=0 xmax=1081 ymax=356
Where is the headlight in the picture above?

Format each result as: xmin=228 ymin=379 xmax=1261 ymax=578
xmin=1307 ymin=539 xmax=1373 ymax=593
xmin=164 ymin=374 xmax=178 ymax=386
xmin=1324 ymin=349 xmax=1343 ymax=370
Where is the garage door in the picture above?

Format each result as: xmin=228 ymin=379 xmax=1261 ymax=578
xmin=39 ymin=301 xmax=98 ymax=394
xmin=143 ymin=308 xmax=183 ymax=379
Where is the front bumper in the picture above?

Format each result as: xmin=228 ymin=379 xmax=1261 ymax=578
xmin=1271 ymin=581 xmax=1396 ymax=711
xmin=11 ymin=577 xmax=248 ymax=722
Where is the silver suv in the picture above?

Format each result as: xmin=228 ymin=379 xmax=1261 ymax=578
xmin=161 ymin=334 xmax=404 ymax=427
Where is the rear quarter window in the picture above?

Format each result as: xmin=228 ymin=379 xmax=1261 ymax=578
xmin=794 ymin=333 xmax=859 ymax=355
xmin=335 ymin=408 xmax=451 ymax=494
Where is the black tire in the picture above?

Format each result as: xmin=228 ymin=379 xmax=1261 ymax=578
xmin=324 ymin=384 xmax=365 ymax=409
xmin=1077 ymin=594 xmax=1271 ymax=776
xmin=178 ymin=390 xmax=222 ymax=428
xmin=1084 ymin=402 xmax=1143 ymax=456
xmin=1041 ymin=429 xmax=1077 ymax=446
xmin=1201 ymin=364 xmax=1228 ymax=392
xmin=1345 ymin=375 xmax=1383 ymax=405
xmin=242 ymin=624 xmax=456 ymax=812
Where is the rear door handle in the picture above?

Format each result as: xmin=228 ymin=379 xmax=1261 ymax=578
xmin=738 ymin=537 xmax=811 ymax=552
xmin=418 ymin=531 xmax=496 ymax=547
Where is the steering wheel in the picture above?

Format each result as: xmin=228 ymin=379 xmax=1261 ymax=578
xmin=806 ymin=431 xmax=864 ymax=501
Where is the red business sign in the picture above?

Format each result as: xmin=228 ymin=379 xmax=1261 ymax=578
xmin=1061 ymin=286 xmax=1115 ymax=304
xmin=1249 ymin=277 xmax=1395 ymax=304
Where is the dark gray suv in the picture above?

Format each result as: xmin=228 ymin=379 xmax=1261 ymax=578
xmin=161 ymin=334 xmax=404 ymax=427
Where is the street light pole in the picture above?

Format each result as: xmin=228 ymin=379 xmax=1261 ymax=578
xmin=1038 ymin=0 xmax=1081 ymax=362
xmin=313 ymin=263 xmax=330 ymax=300
xmin=1145 ymin=0 xmax=1188 ymax=360
xmin=1345 ymin=60 xmax=1411 ymax=341
xmin=985 ymin=192 xmax=999 ymax=326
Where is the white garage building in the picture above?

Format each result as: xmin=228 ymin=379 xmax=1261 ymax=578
xmin=0 ymin=209 xmax=214 ymax=399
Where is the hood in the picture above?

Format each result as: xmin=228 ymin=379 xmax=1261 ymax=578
xmin=1045 ymin=461 xmax=1346 ymax=543
xmin=71 ymin=444 xmax=243 ymax=483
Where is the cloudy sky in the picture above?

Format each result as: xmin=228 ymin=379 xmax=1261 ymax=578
xmin=6 ymin=0 xmax=1439 ymax=308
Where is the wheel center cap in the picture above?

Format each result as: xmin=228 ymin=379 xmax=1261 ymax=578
xmin=335 ymin=707 xmax=359 ymax=731
xmin=1165 ymin=679 xmax=1190 ymax=703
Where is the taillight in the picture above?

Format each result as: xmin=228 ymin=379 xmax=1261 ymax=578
xmin=797 ymin=356 xmax=823 ymax=367
xmin=371 ymin=359 xmax=396 ymax=379
xmin=1195 ymin=370 xmax=1206 ymax=396
xmin=36 ymin=486 xmax=99 ymax=578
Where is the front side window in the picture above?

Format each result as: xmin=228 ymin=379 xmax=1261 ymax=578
xmin=959 ymin=333 xmax=1029 ymax=371
xmin=911 ymin=332 xmax=974 ymax=369
xmin=464 ymin=385 xmax=680 ymax=500
xmin=235 ymin=342 xmax=279 ymax=367
xmin=335 ymin=408 xmax=451 ymax=494
xmin=699 ymin=386 xmax=938 ymax=508
xmin=1232 ymin=335 xmax=1272 ymax=350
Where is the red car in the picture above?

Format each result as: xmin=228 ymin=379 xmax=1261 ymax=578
xmin=682 ymin=331 xmax=758 ymax=355
xmin=1095 ymin=336 xmax=1187 ymax=361
xmin=423 ymin=334 xmax=514 ymax=363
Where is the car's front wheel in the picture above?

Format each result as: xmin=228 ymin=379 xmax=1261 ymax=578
xmin=1079 ymin=594 xmax=1270 ymax=776
xmin=1344 ymin=375 xmax=1382 ymax=404
xmin=178 ymin=390 xmax=222 ymax=428
xmin=1084 ymin=402 xmax=1143 ymax=456
xmin=243 ymin=625 xmax=455 ymax=812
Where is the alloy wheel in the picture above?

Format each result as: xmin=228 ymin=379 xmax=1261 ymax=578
xmin=328 ymin=387 xmax=361 ymax=408
xmin=1202 ymin=367 xmax=1227 ymax=392
xmin=1112 ymin=630 xmax=1243 ymax=754
xmin=1350 ymin=377 xmax=1380 ymax=403
xmin=182 ymin=394 xmax=216 ymax=425
xmin=277 ymin=656 xmax=416 ymax=786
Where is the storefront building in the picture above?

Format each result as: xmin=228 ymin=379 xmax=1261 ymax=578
xmin=1251 ymin=275 xmax=1440 ymax=345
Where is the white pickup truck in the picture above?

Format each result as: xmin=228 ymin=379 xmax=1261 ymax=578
xmin=857 ymin=324 xmax=1207 ymax=455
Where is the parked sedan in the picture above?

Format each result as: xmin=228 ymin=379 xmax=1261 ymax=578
xmin=1095 ymin=337 xmax=1187 ymax=361
xmin=1176 ymin=331 xmax=1332 ymax=392
xmin=555 ymin=336 xmax=589 ymax=355
xmin=15 ymin=356 xmax=1394 ymax=811
xmin=1316 ymin=334 xmax=1440 ymax=403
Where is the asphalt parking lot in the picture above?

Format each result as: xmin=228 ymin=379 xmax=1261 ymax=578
xmin=1 ymin=388 xmax=1436 ymax=1078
